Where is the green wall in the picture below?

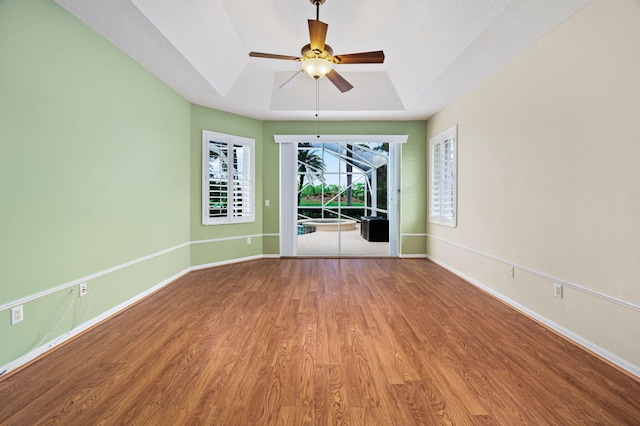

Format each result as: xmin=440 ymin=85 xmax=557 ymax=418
xmin=0 ymin=0 xmax=428 ymax=371
xmin=188 ymin=115 xmax=429 ymax=263
xmin=189 ymin=105 xmax=266 ymax=266
xmin=0 ymin=0 xmax=191 ymax=367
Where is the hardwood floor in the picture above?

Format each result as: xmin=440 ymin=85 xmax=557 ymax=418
xmin=1 ymin=258 xmax=639 ymax=425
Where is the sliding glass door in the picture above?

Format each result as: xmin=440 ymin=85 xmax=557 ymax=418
xmin=296 ymin=142 xmax=393 ymax=256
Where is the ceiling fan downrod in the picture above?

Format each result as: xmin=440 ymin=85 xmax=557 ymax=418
xmin=311 ymin=0 xmax=325 ymax=21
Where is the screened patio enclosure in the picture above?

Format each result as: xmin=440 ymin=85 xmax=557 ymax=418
xmin=297 ymin=142 xmax=390 ymax=256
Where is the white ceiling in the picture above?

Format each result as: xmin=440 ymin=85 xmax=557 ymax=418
xmin=55 ymin=0 xmax=592 ymax=121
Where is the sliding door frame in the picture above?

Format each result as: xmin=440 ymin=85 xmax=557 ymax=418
xmin=275 ymin=135 xmax=408 ymax=257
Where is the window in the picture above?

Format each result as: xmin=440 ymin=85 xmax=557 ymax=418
xmin=202 ymin=130 xmax=255 ymax=225
xmin=429 ymin=125 xmax=457 ymax=227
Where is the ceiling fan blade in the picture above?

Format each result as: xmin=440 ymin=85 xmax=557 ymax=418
xmin=335 ymin=51 xmax=385 ymax=64
xmin=326 ymin=69 xmax=353 ymax=93
xmin=249 ymin=52 xmax=300 ymax=61
xmin=279 ymin=70 xmax=304 ymax=89
xmin=308 ymin=19 xmax=328 ymax=52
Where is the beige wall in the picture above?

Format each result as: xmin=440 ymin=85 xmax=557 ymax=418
xmin=426 ymin=0 xmax=640 ymax=375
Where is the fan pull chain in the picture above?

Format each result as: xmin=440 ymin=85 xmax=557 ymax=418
xmin=316 ymin=78 xmax=320 ymax=138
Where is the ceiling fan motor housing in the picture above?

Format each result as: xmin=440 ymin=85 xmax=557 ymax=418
xmin=301 ymin=43 xmax=335 ymax=62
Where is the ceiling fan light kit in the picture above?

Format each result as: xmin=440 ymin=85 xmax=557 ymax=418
xmin=302 ymin=57 xmax=333 ymax=79
xmin=248 ymin=0 xmax=384 ymax=93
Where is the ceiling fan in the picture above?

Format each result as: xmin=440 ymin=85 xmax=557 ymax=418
xmin=248 ymin=0 xmax=385 ymax=93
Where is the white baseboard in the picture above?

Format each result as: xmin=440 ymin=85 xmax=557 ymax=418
xmin=426 ymin=255 xmax=640 ymax=379
xmin=262 ymin=254 xmax=281 ymax=259
xmin=190 ymin=254 xmax=278 ymax=271
xmin=1 ymin=252 xmax=289 ymax=377
xmin=0 ymin=267 xmax=191 ymax=378
xmin=14 ymin=253 xmax=635 ymax=382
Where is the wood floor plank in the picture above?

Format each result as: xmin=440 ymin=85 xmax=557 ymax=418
xmin=1 ymin=258 xmax=639 ymax=424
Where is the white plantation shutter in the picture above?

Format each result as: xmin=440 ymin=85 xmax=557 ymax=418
xmin=230 ymin=143 xmax=252 ymax=220
xmin=202 ymin=131 xmax=255 ymax=225
xmin=430 ymin=143 xmax=441 ymax=218
xmin=429 ymin=125 xmax=457 ymax=227
xmin=207 ymin=141 xmax=229 ymax=220
xmin=441 ymin=138 xmax=456 ymax=219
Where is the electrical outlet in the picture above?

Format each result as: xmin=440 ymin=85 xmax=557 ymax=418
xmin=264 ymin=199 xmax=270 ymax=207
xmin=554 ymin=283 xmax=563 ymax=299
xmin=10 ymin=305 xmax=24 ymax=325
xmin=247 ymin=237 xmax=252 ymax=245
xmin=508 ymin=266 xmax=515 ymax=278
xmin=79 ymin=282 xmax=88 ymax=297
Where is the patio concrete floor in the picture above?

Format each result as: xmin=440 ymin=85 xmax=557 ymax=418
xmin=297 ymin=223 xmax=390 ymax=256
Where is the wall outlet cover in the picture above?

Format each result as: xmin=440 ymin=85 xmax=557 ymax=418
xmin=10 ymin=305 xmax=24 ymax=325
xmin=554 ymin=283 xmax=563 ymax=299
